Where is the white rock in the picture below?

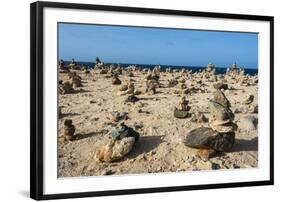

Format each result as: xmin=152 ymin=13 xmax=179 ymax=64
xmin=238 ymin=116 xmax=258 ymax=131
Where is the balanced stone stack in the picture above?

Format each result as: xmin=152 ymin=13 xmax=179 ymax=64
xmin=112 ymin=74 xmax=122 ymax=85
xmin=59 ymin=81 xmax=75 ymax=94
xmin=67 ymin=72 xmax=82 ymax=88
xmin=117 ymin=82 xmax=135 ymax=96
xmin=71 ymin=75 xmax=82 ymax=88
xmin=174 ymin=96 xmax=191 ymax=118
xmin=184 ymin=90 xmax=237 ymax=159
xmin=145 ymin=79 xmax=157 ymax=95
xmin=63 ymin=119 xmax=76 ymax=141
xmin=94 ymin=122 xmax=140 ymax=163
xmin=208 ymin=90 xmax=237 ymax=134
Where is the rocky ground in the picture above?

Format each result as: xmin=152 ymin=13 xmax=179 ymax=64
xmin=58 ymin=67 xmax=258 ymax=177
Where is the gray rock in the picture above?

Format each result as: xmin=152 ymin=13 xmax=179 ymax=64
xmin=174 ymin=108 xmax=190 ymax=119
xmin=208 ymin=100 xmax=234 ymax=125
xmin=213 ymin=89 xmax=230 ymax=108
xmin=125 ymin=95 xmax=139 ymax=103
xmin=111 ymin=124 xmax=140 ymax=141
xmin=184 ymin=127 xmax=235 ymax=151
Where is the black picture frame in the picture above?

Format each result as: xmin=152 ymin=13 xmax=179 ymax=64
xmin=30 ymin=1 xmax=274 ymax=200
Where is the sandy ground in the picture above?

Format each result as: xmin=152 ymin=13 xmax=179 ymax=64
xmin=58 ymin=69 xmax=258 ymax=177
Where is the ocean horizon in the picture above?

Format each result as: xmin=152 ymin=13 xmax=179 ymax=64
xmin=62 ymin=61 xmax=258 ymax=76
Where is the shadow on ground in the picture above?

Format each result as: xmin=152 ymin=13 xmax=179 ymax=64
xmin=231 ymin=137 xmax=258 ymax=152
xmin=126 ymin=135 xmax=163 ymax=159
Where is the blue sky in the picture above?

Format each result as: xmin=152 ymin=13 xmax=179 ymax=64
xmin=58 ymin=23 xmax=258 ymax=68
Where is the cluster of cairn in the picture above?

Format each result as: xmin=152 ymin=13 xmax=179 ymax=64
xmin=94 ymin=122 xmax=140 ymax=163
xmin=58 ymin=59 xmax=260 ymax=166
xmin=59 ymin=58 xmax=78 ymax=71
xmin=234 ymin=94 xmax=258 ymax=114
xmin=116 ymin=80 xmax=141 ymax=103
xmin=184 ymin=89 xmax=237 ymax=159
xmin=226 ymin=63 xmax=258 ymax=86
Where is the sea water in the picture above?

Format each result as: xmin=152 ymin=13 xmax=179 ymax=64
xmin=63 ymin=61 xmax=258 ymax=76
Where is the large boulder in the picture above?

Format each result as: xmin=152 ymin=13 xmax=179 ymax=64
xmin=94 ymin=137 xmax=135 ymax=162
xmin=184 ymin=127 xmax=235 ymax=152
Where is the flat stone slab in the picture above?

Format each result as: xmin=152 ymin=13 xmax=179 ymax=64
xmin=184 ymin=127 xmax=235 ymax=152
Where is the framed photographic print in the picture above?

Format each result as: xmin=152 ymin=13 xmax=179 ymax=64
xmin=30 ymin=1 xmax=274 ymax=200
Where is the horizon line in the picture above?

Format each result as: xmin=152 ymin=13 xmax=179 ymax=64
xmin=60 ymin=59 xmax=258 ymax=69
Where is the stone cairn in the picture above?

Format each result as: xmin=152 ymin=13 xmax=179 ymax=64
xmin=184 ymin=89 xmax=237 ymax=159
xmin=69 ymin=72 xmax=82 ymax=88
xmin=117 ymin=82 xmax=135 ymax=96
xmin=208 ymin=90 xmax=237 ymax=133
xmin=145 ymin=79 xmax=157 ymax=95
xmin=63 ymin=119 xmax=76 ymax=141
xmin=174 ymin=80 xmax=189 ymax=95
xmin=174 ymin=96 xmax=191 ymax=118
xmin=112 ymin=74 xmax=122 ymax=85
xmin=59 ymin=80 xmax=75 ymax=94
xmin=94 ymin=122 xmax=140 ymax=163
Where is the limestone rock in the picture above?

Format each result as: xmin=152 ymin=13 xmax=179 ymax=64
xmin=209 ymin=122 xmax=238 ymax=133
xmin=94 ymin=137 xmax=135 ymax=162
xmin=196 ymin=160 xmax=214 ymax=170
xmin=213 ymin=89 xmax=230 ymax=108
xmin=208 ymin=100 xmax=234 ymax=125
